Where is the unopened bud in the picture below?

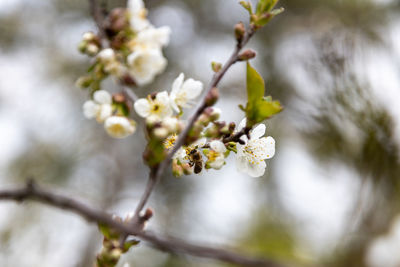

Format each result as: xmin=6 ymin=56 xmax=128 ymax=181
xmin=211 ymin=61 xmax=222 ymax=73
xmin=210 ymin=107 xmax=221 ymax=121
xmin=83 ymin=31 xmax=96 ymax=42
xmin=141 ymin=208 xmax=153 ymax=222
xmin=86 ymin=43 xmax=100 ymax=56
xmin=146 ymin=115 xmax=161 ymax=128
xmin=113 ymin=93 xmax=126 ymax=103
xmin=238 ymin=49 xmax=256 ymax=61
xmin=78 ymin=41 xmax=87 ymax=53
xmin=98 ymin=48 xmax=115 ymax=62
xmin=75 ymin=76 xmax=93 ymax=88
xmin=205 ymin=87 xmax=219 ymax=107
xmin=153 ymin=127 xmax=169 ymax=139
xmin=162 ymin=117 xmax=179 ymax=133
xmin=234 ymin=22 xmax=245 ymax=42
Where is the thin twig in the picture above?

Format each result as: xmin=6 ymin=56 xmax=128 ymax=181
xmin=89 ymin=0 xmax=107 ymax=42
xmin=0 ymin=181 xmax=285 ymax=267
xmin=133 ymin=28 xmax=256 ymax=218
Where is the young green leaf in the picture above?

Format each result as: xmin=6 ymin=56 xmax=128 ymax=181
xmin=256 ymin=0 xmax=278 ymax=15
xmin=244 ymin=62 xmax=283 ymax=127
xmin=239 ymin=1 xmax=253 ymax=15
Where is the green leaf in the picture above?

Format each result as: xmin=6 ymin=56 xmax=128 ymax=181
xmin=239 ymin=1 xmax=253 ymax=15
xmin=256 ymin=0 xmax=278 ymax=15
xmin=254 ymin=7 xmax=284 ymax=27
xmin=244 ymin=63 xmax=283 ymax=127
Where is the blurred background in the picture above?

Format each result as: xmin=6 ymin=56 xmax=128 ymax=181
xmin=0 ymin=0 xmax=400 ymax=266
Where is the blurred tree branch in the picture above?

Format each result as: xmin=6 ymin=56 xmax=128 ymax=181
xmin=0 ymin=180 xmax=286 ymax=267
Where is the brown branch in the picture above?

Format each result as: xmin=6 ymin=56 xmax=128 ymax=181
xmin=89 ymin=0 xmax=106 ymax=41
xmin=133 ymin=28 xmax=256 ymax=218
xmin=0 ymin=181 xmax=286 ymax=267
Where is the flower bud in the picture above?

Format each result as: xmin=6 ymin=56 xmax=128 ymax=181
xmin=238 ymin=49 xmax=256 ymax=61
xmin=205 ymin=87 xmax=219 ymax=107
xmin=209 ymin=107 xmax=221 ymax=121
xmin=75 ymin=76 xmax=93 ymax=88
xmin=153 ymin=127 xmax=169 ymax=139
xmin=211 ymin=61 xmax=222 ymax=73
xmin=163 ymin=117 xmax=179 ymax=133
xmin=86 ymin=43 xmax=100 ymax=56
xmin=98 ymin=48 xmax=115 ymax=62
xmin=78 ymin=41 xmax=87 ymax=53
xmin=234 ymin=22 xmax=245 ymax=42
xmin=83 ymin=31 xmax=96 ymax=42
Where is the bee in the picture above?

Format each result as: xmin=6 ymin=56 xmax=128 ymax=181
xmin=187 ymin=149 xmax=203 ymax=174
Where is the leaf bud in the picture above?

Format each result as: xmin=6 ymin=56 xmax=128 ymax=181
xmin=211 ymin=61 xmax=222 ymax=73
xmin=238 ymin=49 xmax=256 ymax=61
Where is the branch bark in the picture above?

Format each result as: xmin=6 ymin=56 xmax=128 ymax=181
xmin=0 ymin=181 xmax=286 ymax=267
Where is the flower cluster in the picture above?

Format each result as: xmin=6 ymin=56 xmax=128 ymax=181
xmin=76 ymin=0 xmax=170 ymax=92
xmin=83 ymin=90 xmax=136 ymax=138
xmin=78 ymin=0 xmax=279 ymax=176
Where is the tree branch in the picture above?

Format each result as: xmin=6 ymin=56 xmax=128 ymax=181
xmin=0 ymin=181 xmax=285 ymax=267
xmin=134 ymin=28 xmax=256 ymax=218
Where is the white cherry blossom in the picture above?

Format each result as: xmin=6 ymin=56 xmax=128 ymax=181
xmin=169 ymin=73 xmax=203 ymax=113
xmin=134 ymin=26 xmax=171 ymax=49
xmin=236 ymin=118 xmax=275 ymax=177
xmin=104 ymin=116 xmax=136 ymax=138
xmin=127 ymin=47 xmax=167 ymax=86
xmin=207 ymin=140 xmax=226 ymax=170
xmin=134 ymin=91 xmax=172 ymax=119
xmin=127 ymin=0 xmax=150 ymax=32
xmin=83 ymin=90 xmax=113 ymax=123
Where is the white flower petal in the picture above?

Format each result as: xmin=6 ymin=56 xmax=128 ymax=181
xmin=156 ymin=91 xmax=170 ymax=105
xmin=250 ymin=124 xmax=266 ymax=139
xmin=181 ymin=79 xmax=203 ymax=100
xmin=246 ymin=160 xmax=266 ymax=177
xmin=209 ymin=157 xmax=225 ymax=170
xmin=264 ymin=136 xmax=275 ymax=159
xmin=128 ymin=0 xmax=144 ymax=12
xmin=134 ymin=98 xmax=151 ymax=118
xmin=97 ymin=104 xmax=112 ymax=122
xmin=171 ymin=73 xmax=184 ymax=95
xmin=210 ymin=140 xmax=226 ymax=153
xmin=83 ymin=100 xmax=99 ymax=119
xmin=104 ymin=116 xmax=136 ymax=138
xmin=136 ymin=26 xmax=171 ymax=48
xmin=173 ymin=147 xmax=186 ymax=161
xmin=192 ymin=137 xmax=207 ymax=148
xmin=94 ymin=90 xmax=112 ymax=105
xmin=127 ymin=48 xmax=167 ymax=86
xmin=236 ymin=156 xmax=249 ymax=173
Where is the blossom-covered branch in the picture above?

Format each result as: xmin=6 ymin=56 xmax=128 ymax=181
xmin=0 ymin=180 xmax=286 ymax=267
xmin=133 ymin=23 xmax=257 ymax=219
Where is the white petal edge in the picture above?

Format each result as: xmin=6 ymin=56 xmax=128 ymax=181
xmin=210 ymin=140 xmax=226 ymax=153
xmin=134 ymin=99 xmax=151 ymax=118
xmin=250 ymin=124 xmax=266 ymax=139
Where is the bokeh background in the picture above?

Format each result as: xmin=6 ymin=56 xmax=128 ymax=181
xmin=0 ymin=0 xmax=400 ymax=266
